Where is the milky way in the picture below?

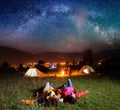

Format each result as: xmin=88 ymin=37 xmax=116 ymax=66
xmin=0 ymin=0 xmax=120 ymax=53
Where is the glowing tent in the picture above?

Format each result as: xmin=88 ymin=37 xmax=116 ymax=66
xmin=24 ymin=68 xmax=47 ymax=77
xmin=79 ymin=65 xmax=95 ymax=75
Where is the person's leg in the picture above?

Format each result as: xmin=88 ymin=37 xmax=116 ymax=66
xmin=68 ymin=79 xmax=73 ymax=87
xmin=44 ymin=82 xmax=50 ymax=91
xmin=62 ymin=83 xmax=67 ymax=89
xmin=76 ymin=90 xmax=89 ymax=99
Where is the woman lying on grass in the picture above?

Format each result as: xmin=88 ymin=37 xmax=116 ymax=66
xmin=56 ymin=79 xmax=89 ymax=104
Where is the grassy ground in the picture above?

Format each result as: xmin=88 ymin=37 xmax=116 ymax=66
xmin=0 ymin=75 xmax=120 ymax=110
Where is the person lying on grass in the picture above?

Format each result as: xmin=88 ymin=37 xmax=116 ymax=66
xmin=22 ymin=82 xmax=59 ymax=106
xmin=56 ymin=79 xmax=89 ymax=104
xmin=22 ymin=79 xmax=89 ymax=106
xmin=36 ymin=82 xmax=61 ymax=107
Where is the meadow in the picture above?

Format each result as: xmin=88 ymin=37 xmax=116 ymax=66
xmin=0 ymin=75 xmax=120 ymax=110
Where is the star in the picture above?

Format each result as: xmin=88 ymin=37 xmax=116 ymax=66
xmin=0 ymin=0 xmax=120 ymax=53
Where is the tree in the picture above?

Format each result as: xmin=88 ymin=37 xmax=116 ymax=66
xmin=72 ymin=59 xmax=76 ymax=66
xmin=1 ymin=61 xmax=9 ymax=68
xmin=0 ymin=61 xmax=16 ymax=74
xmin=37 ymin=60 xmax=45 ymax=66
xmin=35 ymin=60 xmax=47 ymax=72
xmin=18 ymin=63 xmax=24 ymax=71
xmin=82 ymin=48 xmax=95 ymax=66
xmin=65 ymin=60 xmax=69 ymax=67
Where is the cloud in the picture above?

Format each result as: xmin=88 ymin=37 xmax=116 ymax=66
xmin=65 ymin=35 xmax=90 ymax=52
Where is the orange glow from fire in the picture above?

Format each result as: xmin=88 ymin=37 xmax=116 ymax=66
xmin=61 ymin=70 xmax=65 ymax=75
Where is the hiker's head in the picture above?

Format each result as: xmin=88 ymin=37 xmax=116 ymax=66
xmin=46 ymin=97 xmax=60 ymax=107
xmin=68 ymin=95 xmax=77 ymax=104
xmin=64 ymin=93 xmax=77 ymax=104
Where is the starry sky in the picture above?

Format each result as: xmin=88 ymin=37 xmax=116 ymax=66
xmin=0 ymin=0 xmax=120 ymax=53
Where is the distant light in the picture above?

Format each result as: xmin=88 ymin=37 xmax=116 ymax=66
xmin=98 ymin=62 xmax=102 ymax=65
xmin=83 ymin=68 xmax=89 ymax=74
xmin=51 ymin=65 xmax=55 ymax=69
xmin=60 ymin=62 xmax=66 ymax=66
xmin=49 ymin=65 xmax=57 ymax=69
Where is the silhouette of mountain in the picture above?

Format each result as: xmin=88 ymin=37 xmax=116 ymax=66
xmin=0 ymin=46 xmax=34 ymax=65
xmin=0 ymin=46 xmax=83 ymax=64
xmin=36 ymin=52 xmax=83 ymax=62
xmin=1 ymin=45 xmax=120 ymax=65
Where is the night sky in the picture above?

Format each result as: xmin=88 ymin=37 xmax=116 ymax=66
xmin=0 ymin=0 xmax=120 ymax=53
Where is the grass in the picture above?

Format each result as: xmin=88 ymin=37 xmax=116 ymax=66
xmin=0 ymin=75 xmax=120 ymax=110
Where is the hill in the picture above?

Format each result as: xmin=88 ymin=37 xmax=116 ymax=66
xmin=35 ymin=52 xmax=83 ymax=62
xmin=0 ymin=46 xmax=34 ymax=65
xmin=0 ymin=46 xmax=83 ymax=65
xmin=1 ymin=45 xmax=120 ymax=65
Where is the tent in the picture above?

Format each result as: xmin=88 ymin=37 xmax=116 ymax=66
xmin=79 ymin=65 xmax=95 ymax=75
xmin=24 ymin=68 xmax=47 ymax=77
